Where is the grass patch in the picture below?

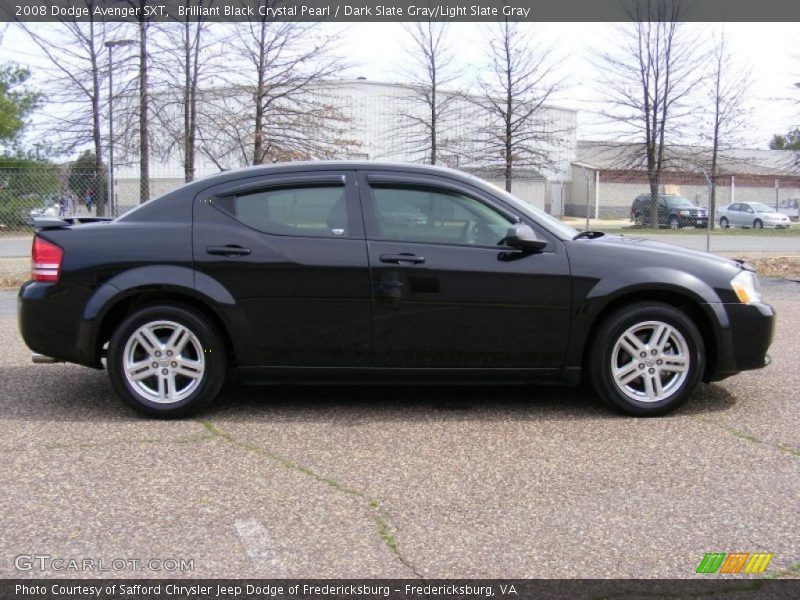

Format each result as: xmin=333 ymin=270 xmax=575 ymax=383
xmin=601 ymin=226 xmax=800 ymax=236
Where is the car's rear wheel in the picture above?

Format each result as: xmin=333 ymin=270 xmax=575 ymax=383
xmin=107 ymin=305 xmax=226 ymax=418
xmin=719 ymin=217 xmax=729 ymax=229
xmin=753 ymin=219 xmax=763 ymax=230
xmin=590 ymin=302 xmax=705 ymax=416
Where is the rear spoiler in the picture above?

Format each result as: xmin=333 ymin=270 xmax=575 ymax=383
xmin=32 ymin=216 xmax=114 ymax=230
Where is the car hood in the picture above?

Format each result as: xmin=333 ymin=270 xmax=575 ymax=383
xmin=585 ymin=234 xmax=749 ymax=272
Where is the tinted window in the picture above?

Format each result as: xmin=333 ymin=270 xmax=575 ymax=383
xmin=371 ymin=186 xmax=513 ymax=246
xmin=213 ymin=185 xmax=348 ymax=238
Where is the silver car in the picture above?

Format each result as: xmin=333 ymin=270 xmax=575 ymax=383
xmin=717 ymin=202 xmax=792 ymax=229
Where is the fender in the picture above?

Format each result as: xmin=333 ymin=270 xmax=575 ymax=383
xmin=77 ymin=265 xmax=249 ymax=367
xmin=564 ymin=266 xmax=730 ymax=370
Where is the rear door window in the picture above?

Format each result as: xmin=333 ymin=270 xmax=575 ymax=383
xmin=212 ymin=185 xmax=349 ymax=238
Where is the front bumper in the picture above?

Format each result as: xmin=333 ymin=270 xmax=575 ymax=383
xmin=680 ymin=215 xmax=708 ymax=227
xmin=763 ymin=221 xmax=791 ymax=228
xmin=707 ymin=301 xmax=775 ymax=381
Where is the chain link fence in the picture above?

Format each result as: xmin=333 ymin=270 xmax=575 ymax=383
xmin=2 ymin=166 xmax=798 ymax=283
xmin=0 ymin=166 xmax=188 ymax=281
xmin=557 ymin=168 xmax=799 ymax=255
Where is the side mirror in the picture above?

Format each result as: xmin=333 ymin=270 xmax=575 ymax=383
xmin=505 ymin=223 xmax=547 ymax=251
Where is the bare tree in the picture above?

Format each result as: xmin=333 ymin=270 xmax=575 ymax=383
xmin=21 ymin=5 xmax=120 ymax=215
xmin=594 ymin=1 xmax=702 ymax=228
xmin=397 ymin=22 xmax=460 ymax=165
xmin=703 ymin=29 xmax=751 ymax=228
xmin=209 ymin=13 xmax=357 ymax=165
xmin=471 ymin=21 xmax=563 ymax=192
xmin=152 ymin=1 xmax=221 ymax=182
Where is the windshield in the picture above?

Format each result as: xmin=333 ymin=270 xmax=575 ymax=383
xmin=748 ymin=202 xmax=774 ymax=213
xmin=664 ymin=196 xmax=695 ymax=208
xmin=485 ymin=182 xmax=579 ymax=239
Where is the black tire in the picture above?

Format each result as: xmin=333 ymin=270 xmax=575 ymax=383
xmin=668 ymin=216 xmax=680 ymax=229
xmin=753 ymin=219 xmax=763 ymax=230
xmin=719 ymin=217 xmax=729 ymax=229
xmin=107 ymin=304 xmax=226 ymax=418
xmin=589 ymin=302 xmax=705 ymax=416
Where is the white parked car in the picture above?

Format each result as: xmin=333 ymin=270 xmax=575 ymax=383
xmin=717 ymin=202 xmax=792 ymax=230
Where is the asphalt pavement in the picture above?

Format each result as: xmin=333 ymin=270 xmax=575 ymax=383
xmin=0 ymin=281 xmax=797 ymax=578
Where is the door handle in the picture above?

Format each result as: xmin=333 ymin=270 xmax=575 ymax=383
xmin=379 ymin=253 xmax=425 ymax=265
xmin=206 ymin=245 xmax=251 ymax=257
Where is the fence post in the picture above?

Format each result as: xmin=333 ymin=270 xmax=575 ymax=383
xmin=702 ymin=170 xmax=712 ymax=253
xmin=594 ymin=170 xmax=600 ymax=220
xmin=582 ymin=167 xmax=591 ymax=231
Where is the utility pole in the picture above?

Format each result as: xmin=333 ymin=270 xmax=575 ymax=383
xmin=105 ymin=39 xmax=135 ymax=216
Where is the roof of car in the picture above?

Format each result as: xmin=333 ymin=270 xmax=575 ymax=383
xmin=192 ymin=161 xmax=471 ymax=187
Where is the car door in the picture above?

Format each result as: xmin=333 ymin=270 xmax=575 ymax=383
xmin=741 ymin=203 xmax=756 ymax=226
xmin=731 ymin=203 xmax=747 ymax=227
xmin=726 ymin=203 xmax=740 ymax=226
xmin=192 ymin=170 xmax=371 ymax=367
xmin=657 ymin=196 xmax=669 ymax=226
xmin=358 ymin=171 xmax=572 ymax=369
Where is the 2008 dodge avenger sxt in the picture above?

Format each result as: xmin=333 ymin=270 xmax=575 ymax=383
xmin=18 ymin=162 xmax=774 ymax=417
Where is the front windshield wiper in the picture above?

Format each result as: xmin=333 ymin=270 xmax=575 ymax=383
xmin=573 ymin=230 xmax=605 ymax=240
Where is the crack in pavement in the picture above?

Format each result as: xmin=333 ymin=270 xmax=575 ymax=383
xmin=196 ymin=419 xmax=423 ymax=578
xmin=693 ymin=417 xmax=799 ymax=458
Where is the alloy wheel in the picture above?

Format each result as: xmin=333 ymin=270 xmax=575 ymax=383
xmin=610 ymin=320 xmax=690 ymax=403
xmin=122 ymin=320 xmax=205 ymax=404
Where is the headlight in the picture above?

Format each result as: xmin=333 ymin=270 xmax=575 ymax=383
xmin=679 ymin=210 xmax=690 ymax=216
xmin=731 ymin=270 xmax=762 ymax=304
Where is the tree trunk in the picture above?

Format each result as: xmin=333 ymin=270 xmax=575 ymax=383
xmin=504 ymin=28 xmax=513 ymax=193
xmin=139 ymin=13 xmax=150 ymax=203
xmin=252 ymin=22 xmax=267 ymax=165
xmin=182 ymin=19 xmax=194 ymax=182
xmin=430 ymin=84 xmax=437 ymax=165
xmin=89 ymin=20 xmax=104 ymax=217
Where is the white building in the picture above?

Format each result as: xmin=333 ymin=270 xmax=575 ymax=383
xmin=115 ymin=79 xmax=577 ymax=212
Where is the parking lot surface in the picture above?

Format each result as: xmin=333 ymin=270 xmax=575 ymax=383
xmin=0 ymin=281 xmax=798 ymax=579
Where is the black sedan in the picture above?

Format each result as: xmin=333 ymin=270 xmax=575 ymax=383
xmin=18 ymin=162 xmax=774 ymax=417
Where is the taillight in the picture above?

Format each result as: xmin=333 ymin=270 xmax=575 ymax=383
xmin=31 ymin=237 xmax=63 ymax=282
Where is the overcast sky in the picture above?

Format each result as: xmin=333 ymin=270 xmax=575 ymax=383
xmin=4 ymin=21 xmax=799 ymax=151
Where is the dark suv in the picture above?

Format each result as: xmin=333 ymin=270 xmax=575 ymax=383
xmin=631 ymin=194 xmax=708 ymax=229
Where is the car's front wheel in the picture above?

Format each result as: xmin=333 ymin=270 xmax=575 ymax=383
xmin=719 ymin=217 xmax=729 ymax=229
xmin=107 ymin=305 xmax=226 ymax=418
xmin=668 ymin=216 xmax=680 ymax=229
xmin=753 ymin=219 xmax=763 ymax=230
xmin=590 ymin=302 xmax=705 ymax=416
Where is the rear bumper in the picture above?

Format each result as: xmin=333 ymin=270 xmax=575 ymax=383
xmin=18 ymin=281 xmax=99 ymax=368
xmin=708 ymin=301 xmax=775 ymax=381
